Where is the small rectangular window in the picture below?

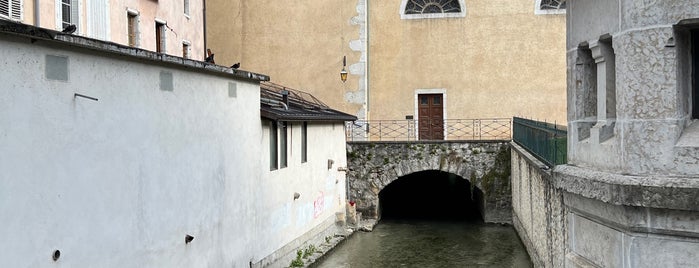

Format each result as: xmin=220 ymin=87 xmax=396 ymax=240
xmin=61 ymin=0 xmax=71 ymax=29
xmin=269 ymin=121 xmax=278 ymax=171
xmin=421 ymin=96 xmax=428 ymax=105
xmin=182 ymin=41 xmax=190 ymax=59
xmin=692 ymin=29 xmax=699 ymax=119
xmin=127 ymin=12 xmax=138 ymax=47
xmin=184 ymin=0 xmax=190 ymax=16
xmin=155 ymin=21 xmax=166 ymax=53
xmin=280 ymin=122 xmax=288 ymax=168
xmin=301 ymin=122 xmax=307 ymax=163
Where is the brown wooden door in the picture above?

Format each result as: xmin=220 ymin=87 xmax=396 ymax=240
xmin=418 ymin=94 xmax=444 ymax=140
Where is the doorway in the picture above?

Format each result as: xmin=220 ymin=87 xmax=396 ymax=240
xmin=418 ymin=93 xmax=444 ymax=140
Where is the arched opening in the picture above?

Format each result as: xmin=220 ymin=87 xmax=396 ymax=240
xmin=379 ymin=170 xmax=482 ymax=221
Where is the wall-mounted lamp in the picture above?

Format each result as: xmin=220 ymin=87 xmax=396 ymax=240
xmin=185 ymin=234 xmax=194 ymax=244
xmin=340 ymin=56 xmax=348 ymax=83
xmin=294 ymin=192 xmax=301 ymax=200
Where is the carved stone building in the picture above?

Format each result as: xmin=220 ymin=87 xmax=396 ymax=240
xmin=559 ymin=0 xmax=699 ymax=266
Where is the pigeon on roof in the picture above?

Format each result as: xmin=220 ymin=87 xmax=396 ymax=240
xmin=205 ymin=48 xmax=215 ymax=64
xmin=62 ymin=24 xmax=76 ymax=34
xmin=231 ymin=62 xmax=240 ymax=69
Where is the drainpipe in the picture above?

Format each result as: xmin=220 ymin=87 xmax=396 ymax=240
xmin=34 ymin=0 xmax=40 ymax=27
xmin=281 ymin=90 xmax=289 ymax=108
xmin=202 ymin=0 xmax=207 ymax=58
xmin=261 ymin=97 xmax=288 ymax=110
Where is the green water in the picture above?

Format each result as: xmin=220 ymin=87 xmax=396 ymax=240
xmin=313 ymin=219 xmax=531 ymax=268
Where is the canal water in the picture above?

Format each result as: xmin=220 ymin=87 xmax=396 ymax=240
xmin=314 ymin=170 xmax=531 ymax=267
xmin=312 ymin=219 xmax=531 ymax=267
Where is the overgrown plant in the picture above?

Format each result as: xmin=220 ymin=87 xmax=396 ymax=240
xmin=289 ymin=250 xmax=304 ymax=267
xmin=303 ymin=244 xmax=317 ymax=258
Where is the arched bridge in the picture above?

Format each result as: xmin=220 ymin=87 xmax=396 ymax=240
xmin=346 ymin=141 xmax=512 ymax=223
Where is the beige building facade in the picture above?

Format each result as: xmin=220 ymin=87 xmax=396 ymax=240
xmin=1 ymin=0 xmax=204 ymax=60
xmin=206 ymin=0 xmax=567 ymax=125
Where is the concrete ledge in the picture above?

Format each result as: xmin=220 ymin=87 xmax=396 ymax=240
xmin=554 ymin=165 xmax=699 ymax=211
xmin=252 ymin=216 xmax=342 ymax=268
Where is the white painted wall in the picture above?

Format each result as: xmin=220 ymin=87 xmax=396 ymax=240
xmin=0 ymin=34 xmax=346 ymax=267
xmin=256 ymin=121 xmax=348 ymax=264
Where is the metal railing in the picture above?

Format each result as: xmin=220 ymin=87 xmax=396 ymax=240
xmin=345 ymin=118 xmax=512 ymax=141
xmin=512 ymin=117 xmax=567 ymax=167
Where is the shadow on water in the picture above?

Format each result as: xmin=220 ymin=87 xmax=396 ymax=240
xmin=313 ymin=171 xmax=532 ymax=268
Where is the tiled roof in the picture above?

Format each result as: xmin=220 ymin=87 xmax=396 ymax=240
xmin=260 ymin=82 xmax=357 ymax=122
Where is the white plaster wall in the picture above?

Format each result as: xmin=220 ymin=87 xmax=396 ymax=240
xmin=256 ymin=121 xmax=348 ymax=263
xmin=0 ymin=35 xmax=260 ymax=267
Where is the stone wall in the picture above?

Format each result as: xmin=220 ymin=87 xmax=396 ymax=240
xmin=512 ymin=139 xmax=699 ymax=268
xmin=346 ymin=141 xmax=511 ymax=223
xmin=511 ymin=143 xmax=567 ymax=268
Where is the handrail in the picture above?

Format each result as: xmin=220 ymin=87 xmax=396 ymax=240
xmin=512 ymin=117 xmax=567 ymax=167
xmin=345 ymin=118 xmax=512 ymax=142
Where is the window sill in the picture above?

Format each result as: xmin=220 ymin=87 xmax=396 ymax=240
xmin=676 ymin=120 xmax=699 ymax=147
xmin=184 ymin=14 xmax=190 ymax=20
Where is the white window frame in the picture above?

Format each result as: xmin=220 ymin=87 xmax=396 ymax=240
xmin=0 ymin=0 xmax=23 ymax=21
xmin=126 ymin=8 xmax=140 ymax=47
xmin=155 ymin=18 xmax=167 ymax=54
xmin=535 ymin=0 xmax=566 ymax=15
xmin=399 ymin=0 xmax=466 ymax=20
xmin=55 ymin=0 xmax=80 ymax=32
xmin=182 ymin=40 xmax=191 ymax=59
xmin=183 ymin=0 xmax=190 ymax=18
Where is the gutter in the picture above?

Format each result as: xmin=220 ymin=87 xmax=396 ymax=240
xmin=34 ymin=0 xmax=40 ymax=26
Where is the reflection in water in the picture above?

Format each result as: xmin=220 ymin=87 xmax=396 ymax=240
xmin=313 ymin=219 xmax=531 ymax=268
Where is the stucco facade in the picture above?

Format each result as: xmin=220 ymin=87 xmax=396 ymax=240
xmin=206 ymin=0 xmax=566 ymax=123
xmin=205 ymin=0 xmax=366 ymax=118
xmin=0 ymin=22 xmax=349 ymax=267
xmin=5 ymin=0 xmax=204 ymax=60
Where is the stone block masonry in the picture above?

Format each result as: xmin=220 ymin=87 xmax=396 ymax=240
xmin=346 ymin=141 xmax=512 ymax=223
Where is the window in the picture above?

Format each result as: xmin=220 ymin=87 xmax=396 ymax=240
xmin=155 ymin=20 xmax=166 ymax=53
xmin=127 ymin=11 xmax=139 ymax=47
xmin=269 ymin=121 xmax=278 ymax=171
xmin=400 ymin=0 xmax=466 ymax=20
xmin=675 ymin=22 xmax=699 ymax=120
xmin=57 ymin=0 xmax=79 ymax=32
xmin=692 ymin=29 xmax=699 ymax=119
xmin=301 ymin=122 xmax=307 ymax=163
xmin=184 ymin=0 xmax=190 ymax=17
xmin=575 ymin=44 xmax=596 ymax=140
xmin=280 ymin=122 xmax=288 ymax=168
xmin=182 ymin=41 xmax=190 ymax=59
xmin=0 ymin=0 xmax=22 ymax=21
xmin=535 ymin=0 xmax=566 ymax=15
xmin=404 ymin=0 xmax=461 ymax=14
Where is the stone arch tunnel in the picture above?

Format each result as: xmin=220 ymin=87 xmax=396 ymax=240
xmin=379 ymin=170 xmax=483 ymax=220
xmin=346 ymin=141 xmax=511 ymax=223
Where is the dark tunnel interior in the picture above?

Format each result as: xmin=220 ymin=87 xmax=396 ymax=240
xmin=378 ymin=170 xmax=482 ymax=221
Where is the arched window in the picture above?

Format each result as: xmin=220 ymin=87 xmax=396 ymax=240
xmin=404 ymin=0 xmax=461 ymax=15
xmin=535 ymin=0 xmax=566 ymax=15
xmin=400 ymin=0 xmax=466 ymax=20
xmin=539 ymin=0 xmax=566 ymax=10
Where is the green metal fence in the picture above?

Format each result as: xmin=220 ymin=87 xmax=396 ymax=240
xmin=512 ymin=117 xmax=567 ymax=167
